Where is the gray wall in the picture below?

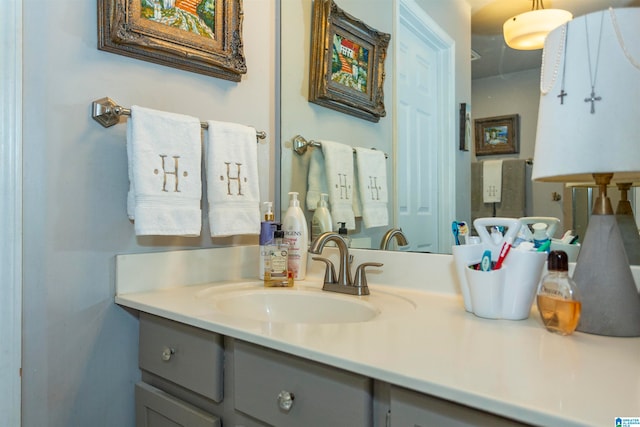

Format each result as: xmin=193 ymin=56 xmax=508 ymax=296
xmin=21 ymin=0 xmax=276 ymax=425
xmin=472 ymin=68 xmax=565 ymax=233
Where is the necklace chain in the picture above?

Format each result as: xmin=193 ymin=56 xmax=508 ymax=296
xmin=585 ymin=11 xmax=604 ymax=91
xmin=609 ymin=7 xmax=640 ymax=71
xmin=584 ymin=11 xmax=604 ymax=114
xmin=540 ymin=23 xmax=567 ymax=95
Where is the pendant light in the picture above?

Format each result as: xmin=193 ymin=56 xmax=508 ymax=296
xmin=503 ymin=0 xmax=572 ymax=50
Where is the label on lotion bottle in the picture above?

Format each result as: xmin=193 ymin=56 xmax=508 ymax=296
xmin=283 ymin=192 xmax=309 ymax=280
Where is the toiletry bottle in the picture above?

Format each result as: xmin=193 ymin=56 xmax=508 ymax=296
xmin=282 ymin=192 xmax=309 ymax=280
xmin=532 ymin=222 xmax=550 ymax=250
xmin=264 ymin=224 xmax=293 ymax=287
xmin=311 ymin=193 xmax=333 ymax=241
xmin=259 ymin=202 xmax=276 ymax=280
xmin=536 ymin=250 xmax=581 ymax=335
xmin=338 ymin=222 xmax=351 ymax=248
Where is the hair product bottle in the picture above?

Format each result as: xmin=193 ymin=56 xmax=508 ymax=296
xmin=259 ymin=202 xmax=276 ymax=280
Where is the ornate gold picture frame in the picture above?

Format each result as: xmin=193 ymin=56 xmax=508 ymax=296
xmin=309 ymin=0 xmax=390 ymax=123
xmin=474 ymin=114 xmax=520 ymax=156
xmin=98 ymin=0 xmax=246 ymax=82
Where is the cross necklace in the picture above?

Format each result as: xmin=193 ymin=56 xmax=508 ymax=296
xmin=584 ymin=11 xmax=604 ymax=114
xmin=557 ymin=22 xmax=569 ymax=104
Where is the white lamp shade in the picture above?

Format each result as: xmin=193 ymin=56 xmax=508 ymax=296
xmin=532 ymin=8 xmax=640 ymax=183
xmin=504 ymin=9 xmax=573 ymax=50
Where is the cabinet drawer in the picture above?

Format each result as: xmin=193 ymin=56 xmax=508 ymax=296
xmin=136 ymin=382 xmax=220 ymax=427
xmin=234 ymin=340 xmax=372 ymax=427
xmin=389 ymin=385 xmax=530 ymax=427
xmin=139 ymin=313 xmax=223 ymax=402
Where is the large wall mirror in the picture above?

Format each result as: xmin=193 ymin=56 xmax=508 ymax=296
xmin=280 ymin=0 xmax=640 ymax=258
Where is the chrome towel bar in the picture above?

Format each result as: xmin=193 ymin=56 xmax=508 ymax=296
xmin=91 ymin=97 xmax=267 ymax=140
xmin=292 ymin=134 xmax=388 ymax=158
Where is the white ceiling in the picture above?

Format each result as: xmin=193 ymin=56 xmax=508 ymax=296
xmin=468 ymin=0 xmax=640 ymax=79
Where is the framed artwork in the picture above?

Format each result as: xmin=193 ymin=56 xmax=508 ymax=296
xmin=474 ymin=114 xmax=520 ymax=156
xmin=98 ymin=0 xmax=246 ymax=82
xmin=308 ymin=0 xmax=390 ymax=123
xmin=459 ymin=103 xmax=471 ymax=151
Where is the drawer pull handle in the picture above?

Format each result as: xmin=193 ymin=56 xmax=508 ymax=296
xmin=161 ymin=346 xmax=175 ymax=362
xmin=277 ymin=390 xmax=295 ymax=411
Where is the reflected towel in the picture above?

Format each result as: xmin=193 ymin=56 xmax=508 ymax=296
xmin=320 ymin=140 xmax=356 ymax=230
xmin=354 ymin=147 xmax=388 ymax=228
xmin=483 ymin=160 xmax=503 ymax=203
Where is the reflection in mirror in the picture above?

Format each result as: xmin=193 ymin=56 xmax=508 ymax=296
xmin=280 ymin=0 xmax=470 ymax=254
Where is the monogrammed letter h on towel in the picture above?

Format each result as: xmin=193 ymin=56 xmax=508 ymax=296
xmin=127 ymin=106 xmax=202 ymax=236
xmin=205 ymin=121 xmax=260 ymax=236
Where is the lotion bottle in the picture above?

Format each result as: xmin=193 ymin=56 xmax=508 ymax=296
xmin=283 ymin=192 xmax=309 ymax=280
xmin=259 ymin=202 xmax=276 ymax=280
xmin=311 ymin=193 xmax=333 ymax=241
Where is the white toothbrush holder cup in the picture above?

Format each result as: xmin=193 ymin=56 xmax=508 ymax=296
xmin=453 ymin=246 xmax=546 ymax=320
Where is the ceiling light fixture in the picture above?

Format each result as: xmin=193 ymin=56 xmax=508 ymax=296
xmin=503 ymin=0 xmax=573 ymax=50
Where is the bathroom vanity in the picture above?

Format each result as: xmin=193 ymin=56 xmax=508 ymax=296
xmin=116 ymin=246 xmax=640 ymax=427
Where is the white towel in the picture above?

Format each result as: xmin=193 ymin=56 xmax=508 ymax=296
xmin=205 ymin=120 xmax=260 ymax=236
xmin=127 ymin=106 xmax=202 ymax=236
xmin=306 ymin=148 xmax=329 ymax=211
xmin=483 ymin=159 xmax=503 ymax=203
xmin=320 ymin=140 xmax=356 ymax=230
xmin=354 ymin=147 xmax=389 ymax=228
xmin=351 ymin=155 xmax=362 ymax=218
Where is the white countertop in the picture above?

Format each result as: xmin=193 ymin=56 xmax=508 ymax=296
xmin=115 ymin=246 xmax=640 ymax=427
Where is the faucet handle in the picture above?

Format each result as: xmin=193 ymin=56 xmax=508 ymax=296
xmin=353 ymin=262 xmax=383 ymax=292
xmin=312 ymin=257 xmax=337 ymax=284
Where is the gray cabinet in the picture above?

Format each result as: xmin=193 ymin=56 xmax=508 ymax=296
xmin=135 ymin=312 xmax=529 ymax=427
xmin=233 ymin=340 xmax=373 ymax=427
xmin=137 ymin=313 xmax=224 ymax=427
xmin=389 ymin=385 xmax=530 ymax=427
xmin=136 ymin=382 xmax=220 ymax=427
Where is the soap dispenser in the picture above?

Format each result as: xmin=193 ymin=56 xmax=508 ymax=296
xmin=282 ymin=192 xmax=309 ymax=280
xmin=536 ymin=250 xmax=581 ymax=335
xmin=338 ymin=222 xmax=351 ymax=248
xmin=311 ymin=193 xmax=333 ymax=241
xmin=264 ymin=224 xmax=293 ymax=288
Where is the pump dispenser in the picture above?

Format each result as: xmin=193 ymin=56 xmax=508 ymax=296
xmin=264 ymin=224 xmax=293 ymax=287
xmin=259 ymin=202 xmax=276 ymax=280
xmin=283 ymin=192 xmax=309 ymax=280
xmin=338 ymin=222 xmax=351 ymax=248
xmin=311 ymin=193 xmax=333 ymax=241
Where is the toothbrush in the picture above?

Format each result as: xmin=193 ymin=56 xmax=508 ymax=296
xmin=452 ymin=221 xmax=460 ymax=245
xmin=457 ymin=221 xmax=469 ymax=245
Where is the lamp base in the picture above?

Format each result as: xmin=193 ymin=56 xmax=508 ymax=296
xmin=573 ymin=214 xmax=640 ymax=337
xmin=616 ymin=213 xmax=640 ymax=266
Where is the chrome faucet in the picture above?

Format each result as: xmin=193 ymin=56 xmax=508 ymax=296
xmin=309 ymin=232 xmax=382 ymax=296
xmin=380 ymin=227 xmax=409 ymax=250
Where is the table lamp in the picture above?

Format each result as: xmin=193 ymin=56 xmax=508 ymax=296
xmin=615 ymin=182 xmax=640 ymax=266
xmin=532 ymin=7 xmax=640 ymax=337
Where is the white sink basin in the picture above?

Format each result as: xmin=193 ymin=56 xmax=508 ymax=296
xmin=196 ymin=283 xmax=415 ymax=324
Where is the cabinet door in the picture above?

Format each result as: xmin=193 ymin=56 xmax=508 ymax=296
xmin=136 ymin=382 xmax=220 ymax=427
xmin=139 ymin=313 xmax=224 ymax=402
xmin=234 ymin=340 xmax=372 ymax=427
xmin=389 ymin=386 xmax=530 ymax=427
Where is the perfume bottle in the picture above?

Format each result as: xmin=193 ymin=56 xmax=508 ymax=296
xmin=536 ymin=250 xmax=581 ymax=335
